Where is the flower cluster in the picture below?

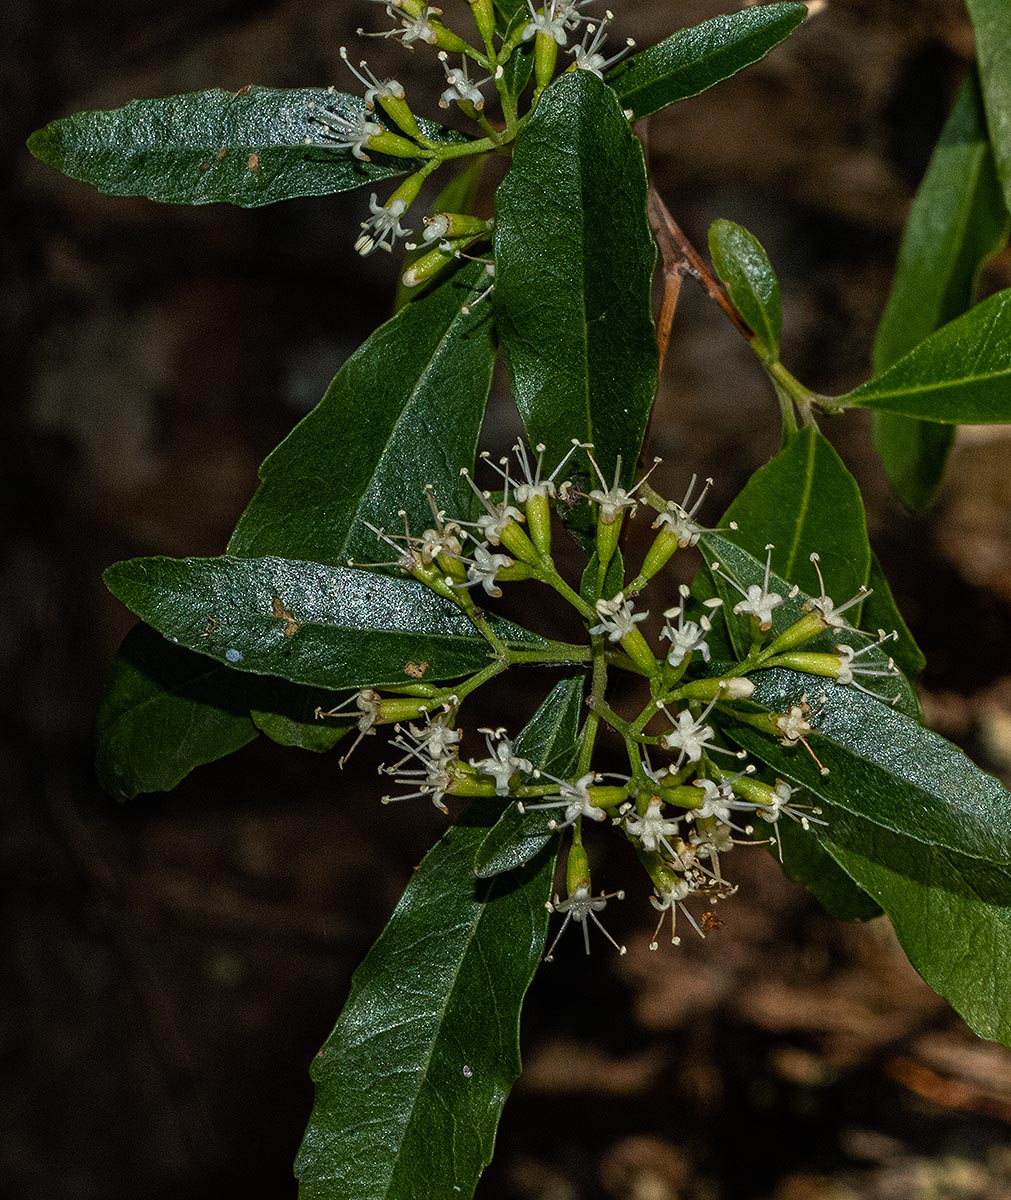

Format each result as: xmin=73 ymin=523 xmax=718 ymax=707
xmin=305 ymin=0 xmax=636 ymax=293
xmin=319 ymin=438 xmax=904 ymax=959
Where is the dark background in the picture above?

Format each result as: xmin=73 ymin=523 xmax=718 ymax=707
xmin=6 ymin=1 xmax=1011 ymax=1196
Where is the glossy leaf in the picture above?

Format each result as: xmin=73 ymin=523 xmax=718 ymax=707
xmin=772 ymin=819 xmax=882 ymax=922
xmin=722 ymin=667 xmax=1011 ymax=1043
xmin=719 ymin=425 xmax=871 ymax=605
xmin=823 ymin=836 xmax=1011 ymax=1045
xmin=230 ymin=262 xmax=496 ymax=564
xmin=699 ymin=536 xmax=917 ymax=716
xmin=708 ymin=218 xmax=782 ymax=359
xmin=295 ymin=805 xmax=555 ymax=1198
xmin=966 ymin=0 xmax=1011 ymax=212
xmin=96 ymin=623 xmax=258 ymax=800
xmin=845 ymin=288 xmax=1011 ymax=422
xmin=27 ymin=87 xmax=463 ymax=207
xmin=861 ymin=554 xmax=925 ymax=683
xmin=872 ymin=72 xmax=1009 ymax=509
xmin=495 ymin=71 xmax=657 ymax=484
xmin=475 ymin=676 xmax=585 ymax=877
xmin=104 ymin=556 xmax=547 ymax=692
xmin=606 ymin=3 xmax=807 ymax=121
xmin=250 ymin=681 xmax=352 ymax=753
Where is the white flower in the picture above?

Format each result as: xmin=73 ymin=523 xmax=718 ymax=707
xmin=380 ymin=714 xmax=460 ymax=811
xmin=660 ymin=585 xmax=715 ymax=667
xmin=624 ymin=797 xmax=684 ymax=862
xmin=309 ymin=107 xmax=383 ymax=160
xmin=802 ymin=552 xmax=871 ymax=631
xmin=657 ymin=697 xmax=745 ymax=769
xmin=648 ymin=878 xmax=706 ymax=949
xmin=459 ymin=466 xmax=525 ymax=545
xmin=470 ymin=728 xmax=533 ymax=795
xmin=652 ymin=474 xmax=734 ymax=547
xmin=481 ymin=438 xmax=588 ymax=505
xmin=519 ymin=770 xmax=606 ymax=829
xmin=752 ymin=780 xmax=824 ymax=830
xmin=589 ymin=593 xmax=647 ymax=643
xmin=316 ymin=688 xmax=383 ymax=765
xmin=713 ymin=544 xmax=783 ymax=630
xmin=339 ymin=46 xmax=405 ymax=109
xmin=568 ymin=12 xmax=635 ymax=77
xmin=360 ymin=0 xmax=439 ymax=45
xmin=463 ymin=543 xmax=513 ymax=598
xmin=354 ymin=194 xmax=412 ymax=256
xmin=690 ymin=767 xmax=758 ymax=828
xmin=776 ymin=704 xmax=813 ymax=746
xmin=834 ymin=634 xmax=901 ymax=704
xmin=584 ymin=448 xmax=661 ymax=523
xmin=523 ymin=0 xmax=570 ymax=44
xmin=438 ymin=53 xmax=490 ymax=111
xmin=545 ymin=884 xmax=626 ymax=960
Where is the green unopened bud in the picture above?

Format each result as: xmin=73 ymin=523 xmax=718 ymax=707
xmin=377 ymin=696 xmax=442 ymax=724
xmin=764 ymin=651 xmax=842 ymax=680
xmin=678 ymin=676 xmax=754 ymax=701
xmin=468 ymin=0 xmax=497 ymax=45
xmin=366 ymin=129 xmax=426 ymax=159
xmin=497 ymin=520 xmax=541 ymax=566
xmin=495 ymin=560 xmax=536 ymax=583
xmin=430 ymin=22 xmax=473 ymax=56
xmin=525 ymin=493 xmax=553 ymax=555
xmin=639 ymin=527 xmax=681 ymax=583
xmin=764 ymin=610 xmax=829 ymax=656
xmin=587 ymin=785 xmax=630 ymax=809
xmin=566 ymin=840 xmax=591 ymax=893
xmin=410 ymin=559 xmax=459 ymax=601
xmin=620 ymin=627 xmax=659 ymax=678
xmin=534 ymin=30 xmax=558 ymax=91
xmin=422 ymin=212 xmax=493 ymax=242
xmin=402 ymin=243 xmax=457 ymax=289
xmin=596 ymin=508 xmax=624 ymax=570
xmin=377 ymin=95 xmax=427 ymax=144
xmin=657 ymin=785 xmax=704 ymax=812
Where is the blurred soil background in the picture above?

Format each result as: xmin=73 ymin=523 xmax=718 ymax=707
xmin=5 ymin=0 xmax=1011 ymax=1196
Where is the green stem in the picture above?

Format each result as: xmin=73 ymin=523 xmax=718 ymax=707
xmin=506 ymin=642 xmax=592 ymax=665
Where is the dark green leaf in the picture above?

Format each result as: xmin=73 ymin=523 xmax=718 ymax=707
xmin=772 ymin=819 xmax=882 ymax=922
xmin=845 ymin=288 xmax=1011 ymax=422
xmin=295 ymin=806 xmax=555 ymax=1198
xmin=699 ymin=536 xmax=917 ymax=716
xmin=708 ymin=218 xmax=782 ymax=359
xmin=475 ymin=676 xmax=585 ymax=877
xmin=965 ymin=0 xmax=1011 ymax=213
xmin=495 ymin=71 xmax=657 ymax=484
xmin=722 ymin=666 xmax=1011 ymax=1043
xmin=104 ymin=556 xmax=547 ymax=691
xmin=579 ymin=549 xmax=625 ymax=605
xmin=230 ymin=262 xmax=495 ymax=564
xmin=96 ymin=623 xmax=258 ymax=800
xmin=726 ymin=668 xmax=1011 ymax=870
xmin=27 ymin=87 xmax=464 ymax=207
xmin=861 ymin=554 xmax=925 ymax=683
xmin=872 ymin=71 xmax=1009 ymax=508
xmin=720 ymin=426 xmax=871 ymax=605
xmin=606 ymin=3 xmax=807 ymax=121
xmin=250 ymin=680 xmax=352 ymax=753
xmin=822 ymin=835 xmax=1011 ymax=1045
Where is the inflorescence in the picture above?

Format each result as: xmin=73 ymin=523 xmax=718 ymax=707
xmin=304 ymin=0 xmax=636 ymax=301
xmin=316 ymin=439 xmax=905 ymax=960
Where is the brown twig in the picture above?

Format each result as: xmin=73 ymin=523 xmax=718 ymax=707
xmin=647 ymin=185 xmax=756 ymax=352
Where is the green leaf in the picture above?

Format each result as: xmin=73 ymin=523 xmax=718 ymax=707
xmin=230 ymin=262 xmax=496 ymax=564
xmin=579 ymin=549 xmax=625 ymax=605
xmin=475 ymin=676 xmax=585 ymax=877
xmin=845 ymin=288 xmax=1011 ymax=422
xmin=699 ymin=535 xmax=917 ymax=716
xmin=720 ymin=426 xmax=871 ymax=605
xmin=965 ymin=0 xmax=1011 ymax=213
xmin=495 ymin=71 xmax=657 ymax=484
xmin=861 ymin=553 xmax=925 ymax=683
xmin=723 ymin=667 xmax=1011 ymax=1044
xmin=250 ymin=680 xmax=352 ymax=753
xmin=708 ymin=218 xmax=782 ymax=359
xmin=822 ymin=836 xmax=1011 ymax=1045
xmin=501 ymin=41 xmax=534 ymax=101
xmin=295 ymin=806 xmax=555 ymax=1198
xmin=104 ymin=555 xmax=547 ymax=692
xmin=772 ymin=819 xmax=882 ymax=922
xmin=872 ymin=71 xmax=1009 ymax=508
xmin=96 ymin=623 xmax=258 ymax=800
xmin=26 ymin=87 xmax=464 ymax=207
xmin=606 ymin=3 xmax=807 ymax=121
